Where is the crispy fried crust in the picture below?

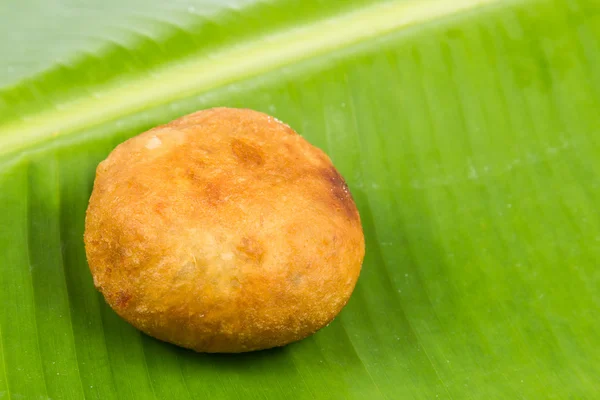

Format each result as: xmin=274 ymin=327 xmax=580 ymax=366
xmin=84 ymin=108 xmax=365 ymax=352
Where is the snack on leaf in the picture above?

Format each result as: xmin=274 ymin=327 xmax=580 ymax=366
xmin=84 ymin=107 xmax=365 ymax=353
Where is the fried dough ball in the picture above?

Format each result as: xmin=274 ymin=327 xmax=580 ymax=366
xmin=84 ymin=107 xmax=365 ymax=353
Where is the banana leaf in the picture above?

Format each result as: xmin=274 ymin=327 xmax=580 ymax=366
xmin=1 ymin=0 xmax=599 ymax=398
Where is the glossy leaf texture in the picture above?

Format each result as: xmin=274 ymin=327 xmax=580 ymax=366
xmin=1 ymin=0 xmax=599 ymax=398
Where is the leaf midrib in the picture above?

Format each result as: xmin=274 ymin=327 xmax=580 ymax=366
xmin=0 ymin=0 xmax=498 ymax=159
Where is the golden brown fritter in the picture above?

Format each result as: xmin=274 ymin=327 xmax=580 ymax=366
xmin=84 ymin=107 xmax=365 ymax=353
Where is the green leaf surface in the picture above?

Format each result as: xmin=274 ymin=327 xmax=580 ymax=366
xmin=1 ymin=0 xmax=599 ymax=398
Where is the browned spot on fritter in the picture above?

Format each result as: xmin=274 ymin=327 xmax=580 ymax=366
xmin=231 ymin=138 xmax=264 ymax=166
xmin=204 ymin=182 xmax=222 ymax=205
xmin=185 ymin=168 xmax=198 ymax=181
xmin=237 ymin=237 xmax=265 ymax=264
xmin=181 ymin=149 xmax=207 ymax=181
xmin=116 ymin=290 xmax=132 ymax=307
xmin=106 ymin=242 xmax=127 ymax=270
xmin=320 ymin=166 xmax=359 ymax=221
